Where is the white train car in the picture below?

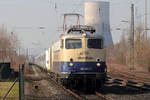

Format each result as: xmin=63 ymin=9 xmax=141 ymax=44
xmin=35 ymin=50 xmax=48 ymax=69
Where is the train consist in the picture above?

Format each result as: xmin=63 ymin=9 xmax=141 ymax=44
xmin=35 ymin=25 xmax=107 ymax=90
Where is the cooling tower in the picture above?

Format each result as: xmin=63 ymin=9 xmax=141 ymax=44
xmin=84 ymin=1 xmax=113 ymax=47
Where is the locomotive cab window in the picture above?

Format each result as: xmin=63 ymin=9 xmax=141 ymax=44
xmin=88 ymin=39 xmax=103 ymax=49
xmin=65 ymin=39 xmax=82 ymax=49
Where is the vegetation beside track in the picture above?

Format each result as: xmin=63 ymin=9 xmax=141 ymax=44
xmin=107 ymin=24 xmax=150 ymax=72
xmin=0 ymin=81 xmax=19 ymax=99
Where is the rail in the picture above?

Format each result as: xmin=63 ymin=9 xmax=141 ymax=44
xmin=96 ymin=92 xmax=113 ymax=100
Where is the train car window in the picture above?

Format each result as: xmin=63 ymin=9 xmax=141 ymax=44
xmin=88 ymin=39 xmax=103 ymax=49
xmin=65 ymin=39 xmax=82 ymax=49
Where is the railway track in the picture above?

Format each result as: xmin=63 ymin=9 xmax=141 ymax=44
xmin=27 ymin=64 xmax=150 ymax=100
xmin=64 ymin=90 xmax=113 ymax=100
xmin=34 ymin=65 xmax=114 ymax=100
xmin=55 ymin=70 xmax=150 ymax=100
xmin=106 ymin=65 xmax=150 ymax=91
xmin=108 ymin=66 xmax=150 ymax=83
xmin=46 ymin=71 xmax=112 ymax=100
xmin=79 ymin=93 xmax=108 ymax=100
xmin=96 ymin=92 xmax=113 ymax=100
xmin=46 ymin=73 xmax=84 ymax=100
xmin=106 ymin=76 xmax=150 ymax=91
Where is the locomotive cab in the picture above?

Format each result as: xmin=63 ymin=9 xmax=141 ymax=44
xmin=60 ymin=33 xmax=107 ymax=79
xmin=59 ymin=33 xmax=107 ymax=90
xmin=51 ymin=25 xmax=107 ymax=90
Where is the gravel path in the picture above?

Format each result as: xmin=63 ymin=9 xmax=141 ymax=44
xmin=24 ymin=65 xmax=78 ymax=100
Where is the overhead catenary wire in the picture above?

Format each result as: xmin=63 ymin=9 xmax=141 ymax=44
xmin=49 ymin=0 xmax=150 ymax=29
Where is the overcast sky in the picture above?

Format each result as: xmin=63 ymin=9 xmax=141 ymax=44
xmin=0 ymin=0 xmax=149 ymax=55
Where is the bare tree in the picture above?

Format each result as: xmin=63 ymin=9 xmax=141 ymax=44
xmin=107 ymin=24 xmax=150 ymax=71
xmin=0 ymin=27 xmax=22 ymax=71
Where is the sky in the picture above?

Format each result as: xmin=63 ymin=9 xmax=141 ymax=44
xmin=0 ymin=0 xmax=149 ymax=55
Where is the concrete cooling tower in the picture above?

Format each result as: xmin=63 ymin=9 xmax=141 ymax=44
xmin=84 ymin=1 xmax=113 ymax=47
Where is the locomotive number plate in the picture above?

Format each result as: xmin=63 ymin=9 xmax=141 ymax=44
xmin=80 ymin=68 xmax=92 ymax=70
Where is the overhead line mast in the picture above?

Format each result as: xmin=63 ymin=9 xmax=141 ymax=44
xmin=130 ymin=4 xmax=135 ymax=71
xmin=144 ymin=0 xmax=147 ymax=40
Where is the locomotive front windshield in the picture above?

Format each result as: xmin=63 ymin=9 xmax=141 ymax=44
xmin=88 ymin=39 xmax=103 ymax=49
xmin=66 ymin=39 xmax=82 ymax=49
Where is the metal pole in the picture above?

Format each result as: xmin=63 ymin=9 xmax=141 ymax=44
xmin=19 ymin=65 xmax=21 ymax=100
xmin=26 ymin=48 xmax=28 ymax=61
xmin=130 ymin=4 xmax=134 ymax=71
xmin=144 ymin=0 xmax=147 ymax=40
xmin=19 ymin=64 xmax=24 ymax=100
xmin=22 ymin=64 xmax=24 ymax=100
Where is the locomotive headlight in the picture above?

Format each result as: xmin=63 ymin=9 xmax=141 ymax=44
xmin=69 ymin=63 xmax=73 ymax=67
xmin=82 ymin=33 xmax=87 ymax=37
xmin=97 ymin=63 xmax=101 ymax=67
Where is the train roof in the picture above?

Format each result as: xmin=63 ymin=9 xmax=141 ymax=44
xmin=61 ymin=25 xmax=104 ymax=39
xmin=61 ymin=33 xmax=104 ymax=39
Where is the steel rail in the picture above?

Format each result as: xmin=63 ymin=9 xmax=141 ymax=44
xmin=96 ymin=92 xmax=113 ymax=100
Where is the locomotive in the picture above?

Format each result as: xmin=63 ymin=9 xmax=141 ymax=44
xmin=35 ymin=25 xmax=107 ymax=90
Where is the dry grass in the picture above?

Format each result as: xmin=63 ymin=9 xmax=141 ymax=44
xmin=0 ymin=81 xmax=19 ymax=100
